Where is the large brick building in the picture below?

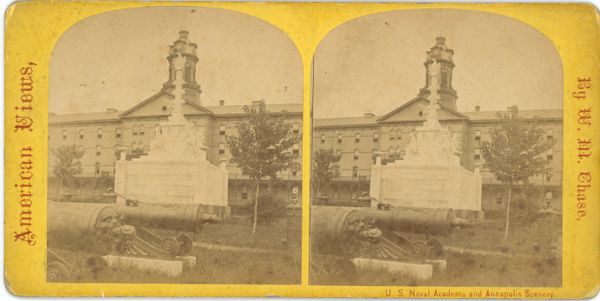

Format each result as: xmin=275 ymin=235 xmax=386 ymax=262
xmin=48 ymin=31 xmax=302 ymax=212
xmin=312 ymin=37 xmax=562 ymax=214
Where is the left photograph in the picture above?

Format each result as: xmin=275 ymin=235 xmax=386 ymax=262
xmin=46 ymin=7 xmax=303 ymax=284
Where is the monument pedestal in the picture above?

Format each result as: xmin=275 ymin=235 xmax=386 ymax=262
xmin=369 ymin=98 xmax=482 ymax=220
xmin=115 ymin=159 xmax=228 ymax=207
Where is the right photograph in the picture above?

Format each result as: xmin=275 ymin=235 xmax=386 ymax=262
xmin=310 ymin=9 xmax=563 ymax=286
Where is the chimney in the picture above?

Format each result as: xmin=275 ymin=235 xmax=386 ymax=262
xmin=252 ymin=99 xmax=265 ymax=107
xmin=219 ymin=99 xmax=225 ymax=106
xmin=475 ymin=105 xmax=480 ymax=112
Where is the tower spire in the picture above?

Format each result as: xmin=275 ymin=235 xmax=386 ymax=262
xmin=418 ymin=37 xmax=458 ymax=111
xmin=162 ymin=30 xmax=202 ymax=105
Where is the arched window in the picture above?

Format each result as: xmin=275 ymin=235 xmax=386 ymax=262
xmin=396 ymin=129 xmax=402 ymax=141
xmin=97 ymin=128 xmax=103 ymax=139
xmin=79 ymin=129 xmax=84 ymax=139
xmin=116 ymin=127 xmax=122 ymax=138
xmin=139 ymin=124 xmax=145 ymax=136
xmin=337 ymin=132 xmax=343 ymax=143
xmin=219 ymin=125 xmax=226 ymax=136
xmin=355 ymin=133 xmax=360 ymax=143
xmin=241 ymin=185 xmax=248 ymax=200
xmin=321 ymin=134 xmax=326 ymax=144
xmin=352 ymin=166 xmax=358 ymax=178
xmin=373 ymin=132 xmax=379 ymax=142
xmin=353 ymin=149 xmax=359 ymax=160
xmin=62 ymin=130 xmax=67 ymax=140
xmin=96 ymin=145 xmax=101 ymax=156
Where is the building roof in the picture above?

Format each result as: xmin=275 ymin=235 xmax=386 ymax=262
xmin=49 ymin=102 xmax=303 ymax=124
xmin=464 ymin=109 xmax=562 ymax=121
xmin=205 ymin=103 xmax=303 ymax=116
xmin=49 ymin=110 xmax=121 ymax=124
xmin=313 ymin=115 xmax=380 ymax=128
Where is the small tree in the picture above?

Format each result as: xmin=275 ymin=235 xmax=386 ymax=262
xmin=312 ymin=149 xmax=341 ymax=200
xmin=226 ymin=102 xmax=299 ymax=235
xmin=51 ymin=145 xmax=85 ymax=197
xmin=480 ymin=107 xmax=553 ymax=240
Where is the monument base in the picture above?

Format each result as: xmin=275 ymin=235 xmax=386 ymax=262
xmin=370 ymin=161 xmax=482 ymax=214
xmin=114 ymin=159 xmax=228 ymax=207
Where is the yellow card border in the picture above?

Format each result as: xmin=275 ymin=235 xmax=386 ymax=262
xmin=4 ymin=1 xmax=600 ymax=297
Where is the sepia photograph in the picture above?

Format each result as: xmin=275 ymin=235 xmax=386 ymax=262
xmin=46 ymin=7 xmax=302 ymax=284
xmin=310 ymin=9 xmax=562 ymax=286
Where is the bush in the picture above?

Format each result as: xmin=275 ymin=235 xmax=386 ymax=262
xmin=256 ymin=192 xmax=287 ymax=224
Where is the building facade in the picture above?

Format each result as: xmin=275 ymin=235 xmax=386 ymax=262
xmin=313 ymin=37 xmax=563 ymax=214
xmin=48 ymin=31 xmax=302 ymax=213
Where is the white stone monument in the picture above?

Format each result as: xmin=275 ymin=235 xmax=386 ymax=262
xmin=114 ymin=55 xmax=228 ymax=207
xmin=370 ymin=61 xmax=482 ymax=216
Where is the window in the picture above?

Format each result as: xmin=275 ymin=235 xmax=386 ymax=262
xmin=547 ymin=149 xmax=553 ymax=160
xmin=475 ymin=130 xmax=481 ymax=141
xmin=116 ymin=128 xmax=122 ymax=138
xmin=219 ymin=125 xmax=226 ymax=135
xmin=390 ymin=130 xmax=396 ymax=140
xmin=321 ymin=135 xmax=326 ymax=144
xmin=353 ymin=149 xmax=359 ymax=160
xmin=219 ymin=143 xmax=225 ymax=155
xmin=241 ymin=185 xmax=248 ymax=200
xmin=292 ymin=169 xmax=298 ymax=177
xmin=355 ymin=133 xmax=360 ymax=143
xmin=79 ymin=129 xmax=84 ymax=140
xmin=352 ymin=166 xmax=358 ymax=178
xmin=474 ymin=149 xmax=481 ymax=161
xmin=97 ymin=128 xmax=103 ymax=139
xmin=132 ymin=124 xmax=138 ymax=136
xmin=139 ymin=124 xmax=145 ymax=136
xmin=418 ymin=111 xmax=424 ymax=116
xmin=62 ymin=130 xmax=67 ymax=140
xmin=373 ymin=133 xmax=379 ymax=142
xmin=546 ymin=174 xmax=553 ymax=181
xmin=293 ymin=144 xmax=299 ymax=155
xmin=396 ymin=130 xmax=402 ymax=141
xmin=372 ymin=149 xmax=379 ymax=161
xmin=95 ymin=162 xmax=101 ymax=175
xmin=547 ymin=130 xmax=554 ymax=140
xmin=292 ymin=123 xmax=300 ymax=134
xmin=96 ymin=145 xmax=101 ymax=156
xmin=337 ymin=133 xmax=343 ymax=143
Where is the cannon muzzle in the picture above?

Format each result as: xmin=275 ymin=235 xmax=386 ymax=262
xmin=113 ymin=202 xmax=227 ymax=233
xmin=356 ymin=207 xmax=455 ymax=234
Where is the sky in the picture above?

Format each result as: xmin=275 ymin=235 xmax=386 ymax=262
xmin=313 ymin=9 xmax=563 ymax=119
xmin=49 ymin=7 xmax=303 ymax=114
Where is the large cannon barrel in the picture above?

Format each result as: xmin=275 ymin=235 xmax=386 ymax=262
xmin=113 ymin=203 xmax=226 ymax=233
xmin=356 ymin=207 xmax=454 ymax=234
xmin=48 ymin=201 xmax=135 ymax=255
xmin=311 ymin=206 xmax=381 ymax=258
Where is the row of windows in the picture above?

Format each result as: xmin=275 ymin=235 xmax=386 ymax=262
xmin=218 ymin=123 xmax=301 ymax=136
xmin=61 ymin=125 xmax=151 ymax=140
